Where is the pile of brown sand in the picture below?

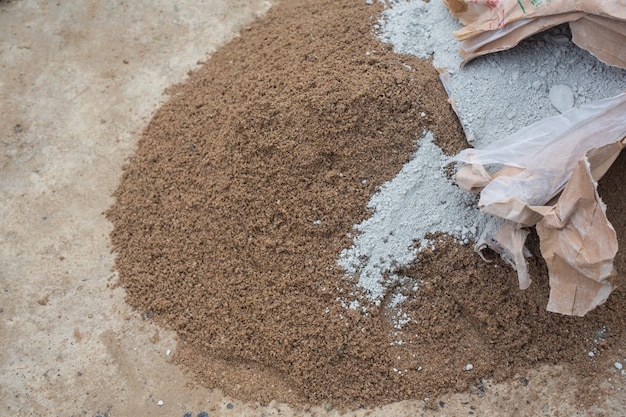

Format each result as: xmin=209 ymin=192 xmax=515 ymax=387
xmin=107 ymin=0 xmax=626 ymax=409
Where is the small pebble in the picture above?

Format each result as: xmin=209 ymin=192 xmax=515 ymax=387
xmin=615 ymin=362 xmax=623 ymax=370
xmin=198 ymin=412 xmax=209 ymax=417
xmin=157 ymin=400 xmax=164 ymax=406
xmin=226 ymin=403 xmax=234 ymax=410
xmin=588 ymin=351 xmax=595 ymax=357
xmin=166 ymin=349 xmax=171 ymax=356
xmin=465 ymin=364 xmax=474 ymax=371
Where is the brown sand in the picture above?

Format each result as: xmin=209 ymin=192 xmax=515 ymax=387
xmin=107 ymin=0 xmax=626 ymax=410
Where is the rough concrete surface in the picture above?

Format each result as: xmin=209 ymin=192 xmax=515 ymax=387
xmin=0 ymin=1 xmax=274 ymax=415
xmin=2 ymin=1 xmax=626 ymax=416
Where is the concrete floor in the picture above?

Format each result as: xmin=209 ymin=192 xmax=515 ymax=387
xmin=1 ymin=1 xmax=625 ymax=416
xmin=0 ymin=1 xmax=274 ymax=415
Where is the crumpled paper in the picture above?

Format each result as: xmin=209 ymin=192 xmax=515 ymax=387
xmin=453 ymin=92 xmax=626 ymax=316
xmin=442 ymin=0 xmax=626 ymax=69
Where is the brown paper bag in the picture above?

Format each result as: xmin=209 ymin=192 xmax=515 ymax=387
xmin=443 ymin=0 xmax=626 ymax=68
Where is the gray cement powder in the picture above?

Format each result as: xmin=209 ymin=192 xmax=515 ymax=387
xmin=379 ymin=0 xmax=626 ymax=147
xmin=338 ymin=132 xmax=492 ymax=303
xmin=340 ymin=0 xmax=626 ymax=305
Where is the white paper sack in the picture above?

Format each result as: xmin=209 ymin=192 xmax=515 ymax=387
xmin=452 ymin=92 xmax=626 ymax=316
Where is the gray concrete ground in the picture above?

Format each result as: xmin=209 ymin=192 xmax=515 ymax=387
xmin=1 ymin=1 xmax=625 ymax=416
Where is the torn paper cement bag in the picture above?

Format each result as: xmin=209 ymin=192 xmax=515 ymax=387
xmin=442 ymin=0 xmax=626 ymax=69
xmin=453 ymin=92 xmax=626 ymax=316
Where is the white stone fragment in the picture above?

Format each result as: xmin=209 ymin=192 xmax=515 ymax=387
xmin=549 ymin=84 xmax=575 ymax=113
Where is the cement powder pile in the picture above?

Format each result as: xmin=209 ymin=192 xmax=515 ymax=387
xmin=340 ymin=0 xmax=626 ymax=305
xmin=338 ymin=132 xmax=493 ymax=303
xmin=379 ymin=0 xmax=626 ymax=147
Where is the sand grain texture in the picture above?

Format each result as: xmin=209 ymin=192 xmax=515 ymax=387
xmin=108 ymin=0 xmax=626 ymax=410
